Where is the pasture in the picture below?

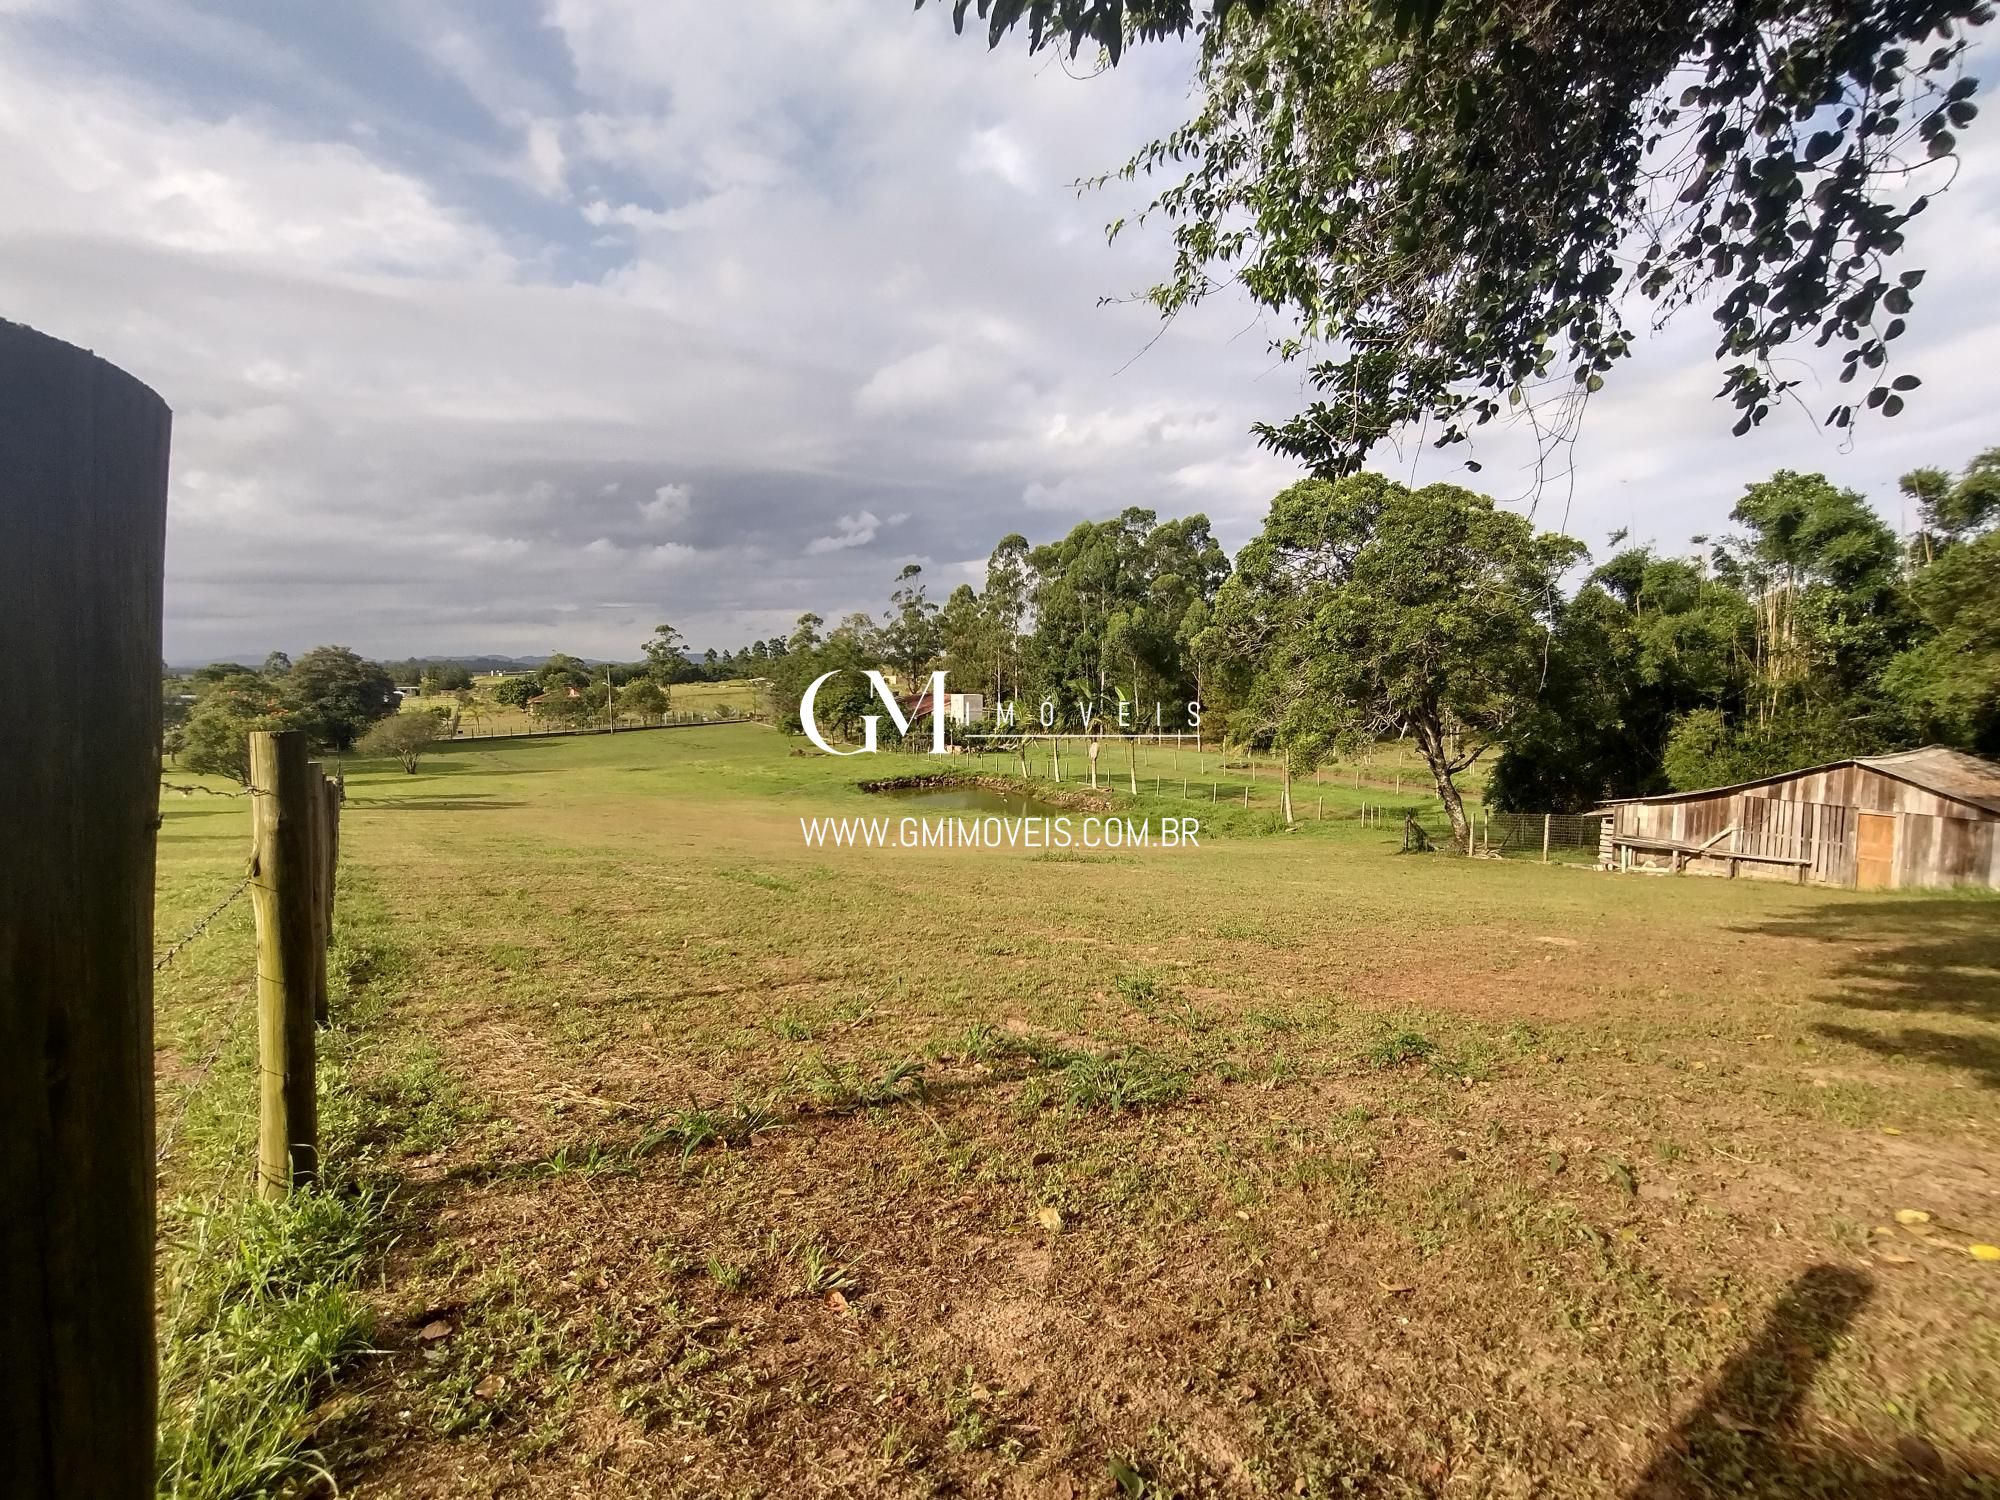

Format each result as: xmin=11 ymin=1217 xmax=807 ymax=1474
xmin=153 ymin=725 xmax=2000 ymax=1497
xmin=411 ymin=675 xmax=767 ymax=737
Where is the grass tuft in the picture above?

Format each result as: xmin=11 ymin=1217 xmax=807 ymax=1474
xmin=156 ymin=1185 xmax=386 ymax=1499
xmin=1026 ymin=1047 xmax=1192 ymax=1112
xmin=1363 ymin=1028 xmax=1437 ymax=1069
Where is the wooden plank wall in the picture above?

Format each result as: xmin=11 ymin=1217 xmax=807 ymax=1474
xmin=1894 ymin=810 xmax=2000 ymax=889
xmin=1610 ymin=765 xmax=2000 ymax=889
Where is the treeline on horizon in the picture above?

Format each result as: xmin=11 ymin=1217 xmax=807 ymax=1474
xmin=740 ymin=453 xmax=1997 ymax=839
xmin=163 ymin=452 xmax=1998 ymax=838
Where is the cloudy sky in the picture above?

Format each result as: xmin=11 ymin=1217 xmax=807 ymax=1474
xmin=4 ymin=1 xmax=1997 ymax=663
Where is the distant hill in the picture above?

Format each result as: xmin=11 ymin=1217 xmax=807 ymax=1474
xmin=166 ymin=653 xmax=620 ymax=675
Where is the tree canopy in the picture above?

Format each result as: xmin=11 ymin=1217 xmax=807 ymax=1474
xmin=1204 ymin=476 xmax=1581 ymax=845
xmin=927 ymin=0 xmax=1988 ymax=473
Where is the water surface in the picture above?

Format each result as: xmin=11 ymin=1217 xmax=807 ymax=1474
xmin=869 ymin=783 xmax=1062 ymax=817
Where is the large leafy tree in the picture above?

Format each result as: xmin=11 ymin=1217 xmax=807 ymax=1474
xmin=1210 ymin=475 xmax=1582 ymax=847
xmin=642 ymin=624 xmax=692 ymax=693
xmin=937 ymin=582 xmax=1000 ymax=701
xmin=1900 ymin=447 xmax=2000 ymax=563
xmin=1489 ymin=546 xmax=1757 ymax=808
xmin=929 ymin=0 xmax=1986 ymax=471
xmin=180 ymin=671 xmax=289 ymax=783
xmin=1713 ymin=469 xmax=1905 ymax=723
xmin=1884 ymin=524 xmax=2000 ymax=750
xmin=285 ymin=646 xmax=398 ymax=752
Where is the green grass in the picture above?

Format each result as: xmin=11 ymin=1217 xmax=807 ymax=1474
xmin=155 ymin=1185 xmax=384 ymax=1499
xmin=150 ymin=722 xmax=2000 ymax=1497
xmin=151 ymin=827 xmax=463 ymax=1498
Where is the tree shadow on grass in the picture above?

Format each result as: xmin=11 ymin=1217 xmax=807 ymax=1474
xmin=1811 ymin=1022 xmax=2000 ymax=1092
xmin=1734 ymin=897 xmax=2000 ymax=1090
xmin=1629 ymin=1263 xmax=1981 ymax=1496
xmin=424 ymin=1036 xmax=1151 ymax=1193
xmin=341 ymin=796 xmax=525 ymax=812
xmin=1735 ymin=897 xmax=2000 ymax=1022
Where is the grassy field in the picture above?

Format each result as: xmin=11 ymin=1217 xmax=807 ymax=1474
xmin=152 ymin=726 xmax=2000 ymax=1497
xmin=408 ymin=676 xmax=768 ymax=737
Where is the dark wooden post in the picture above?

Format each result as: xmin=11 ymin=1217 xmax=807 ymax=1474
xmin=0 ymin=320 xmax=171 ymax=1497
xmin=305 ymin=765 xmax=330 ymax=1024
xmin=250 ymin=731 xmax=318 ymax=1196
xmin=322 ymin=775 xmax=340 ymax=934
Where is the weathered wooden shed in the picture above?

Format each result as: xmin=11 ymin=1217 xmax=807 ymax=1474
xmin=1599 ymin=746 xmax=2000 ymax=890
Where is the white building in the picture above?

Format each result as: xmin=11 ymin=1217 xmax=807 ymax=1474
xmin=941 ymin=692 xmax=984 ymax=726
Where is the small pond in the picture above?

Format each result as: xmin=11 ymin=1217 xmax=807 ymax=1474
xmin=867 ymin=783 xmax=1064 ymax=817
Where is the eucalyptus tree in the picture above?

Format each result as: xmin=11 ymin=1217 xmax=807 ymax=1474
xmin=1884 ymin=526 xmax=2000 ymax=751
xmin=938 ymin=582 xmax=1001 ymax=703
xmin=984 ymin=534 xmax=1033 ymax=707
xmin=1901 ymin=448 xmax=2000 ymax=564
xmin=1026 ymin=509 xmax=1224 ymax=721
xmin=643 ymin=623 xmax=690 ymax=683
xmin=1714 ymin=470 xmax=1905 ymax=721
xmin=881 ymin=564 xmax=942 ymax=691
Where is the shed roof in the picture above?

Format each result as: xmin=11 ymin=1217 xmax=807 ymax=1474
xmin=1854 ymin=746 xmax=2000 ymax=815
xmin=1600 ymin=745 xmax=2000 ymax=817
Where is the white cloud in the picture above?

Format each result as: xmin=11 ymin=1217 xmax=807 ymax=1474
xmin=958 ymin=126 xmax=1034 ymax=190
xmin=520 ymin=117 xmax=567 ymax=197
xmin=0 ymin=54 xmax=509 ymax=277
xmin=639 ymin=482 xmax=690 ymax=524
xmin=0 ymin=0 xmax=1992 ymax=663
xmin=805 ymin=509 xmax=887 ymax=554
xmin=854 ymin=344 xmax=971 ymax=416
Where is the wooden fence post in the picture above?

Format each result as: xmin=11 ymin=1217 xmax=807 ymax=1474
xmin=1543 ymin=813 xmax=1552 ymax=864
xmin=305 ymin=764 xmax=329 ymax=1025
xmin=250 ymin=731 xmax=318 ymax=1197
xmin=324 ymin=774 xmax=341 ymax=940
xmin=0 ymin=320 xmax=171 ymax=1497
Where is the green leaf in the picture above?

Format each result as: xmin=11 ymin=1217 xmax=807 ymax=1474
xmin=1108 ymin=1455 xmax=1146 ymax=1497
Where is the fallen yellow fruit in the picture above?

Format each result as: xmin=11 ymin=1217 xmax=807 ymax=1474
xmin=1971 ymin=1244 xmax=2000 ymax=1262
xmin=1896 ymin=1209 xmax=1933 ymax=1226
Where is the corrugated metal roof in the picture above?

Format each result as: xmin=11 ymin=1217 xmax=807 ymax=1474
xmin=1855 ymin=746 xmax=2000 ymax=816
xmin=1598 ymin=745 xmax=2000 ymax=816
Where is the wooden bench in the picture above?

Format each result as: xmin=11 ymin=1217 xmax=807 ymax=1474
xmin=1612 ymin=832 xmax=1813 ymax=883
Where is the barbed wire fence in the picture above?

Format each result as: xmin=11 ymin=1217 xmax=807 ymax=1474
xmin=151 ymin=867 xmax=257 ymax=1165
xmin=152 ymin=737 xmax=342 ymax=1195
xmin=152 ymin=869 xmax=253 ymax=972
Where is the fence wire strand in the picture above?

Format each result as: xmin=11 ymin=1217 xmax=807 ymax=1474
xmin=153 ymin=869 xmax=253 ymax=972
xmin=153 ymin=867 xmax=258 ymax=1165
xmin=155 ymin=1003 xmax=254 ymax=1166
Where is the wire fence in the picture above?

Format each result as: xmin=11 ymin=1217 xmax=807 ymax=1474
xmin=151 ymin=868 xmax=257 ymax=1164
xmin=445 ymin=709 xmax=770 ymax=741
xmin=153 ymin=870 xmax=253 ymax=972
xmin=152 ymin=739 xmax=343 ymax=1191
xmin=1483 ymin=811 xmax=1609 ymax=857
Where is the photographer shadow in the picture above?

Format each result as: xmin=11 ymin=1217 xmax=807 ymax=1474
xmin=1630 ymin=1264 xmax=1976 ymax=1496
